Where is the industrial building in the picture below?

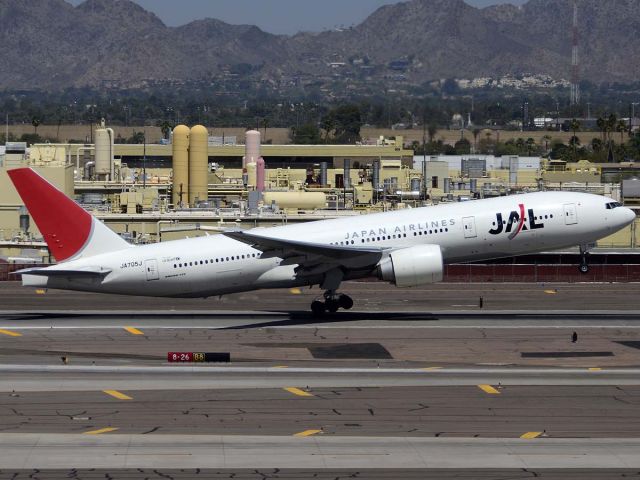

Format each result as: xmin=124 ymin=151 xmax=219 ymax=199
xmin=0 ymin=121 xmax=637 ymax=261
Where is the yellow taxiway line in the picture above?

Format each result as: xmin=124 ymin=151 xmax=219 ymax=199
xmin=284 ymin=387 xmax=314 ymax=397
xmin=83 ymin=427 xmax=119 ymax=435
xmin=0 ymin=329 xmax=21 ymax=337
xmin=478 ymin=384 xmax=501 ymax=394
xmin=123 ymin=327 xmax=144 ymax=335
xmin=294 ymin=429 xmax=322 ymax=437
xmin=103 ymin=390 xmax=133 ymax=400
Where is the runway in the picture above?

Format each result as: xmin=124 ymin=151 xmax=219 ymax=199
xmin=2 ymin=281 xmax=640 ymax=312
xmin=2 ymin=282 xmax=640 ymax=476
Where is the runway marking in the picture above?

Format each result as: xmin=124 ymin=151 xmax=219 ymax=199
xmin=544 ymin=290 xmax=558 ymax=295
xmin=421 ymin=367 xmax=442 ymax=371
xmin=589 ymin=367 xmax=603 ymax=371
xmin=273 ymin=366 xmax=289 ymax=369
xmin=289 ymin=288 xmax=302 ymax=295
xmin=83 ymin=427 xmax=119 ymax=435
xmin=294 ymin=429 xmax=322 ymax=437
xmin=35 ymin=289 xmax=46 ymax=295
xmin=284 ymin=387 xmax=314 ymax=397
xmin=0 ymin=329 xmax=21 ymax=337
xmin=478 ymin=384 xmax=501 ymax=394
xmin=520 ymin=431 xmax=542 ymax=439
xmin=103 ymin=390 xmax=133 ymax=400
xmin=123 ymin=327 xmax=144 ymax=335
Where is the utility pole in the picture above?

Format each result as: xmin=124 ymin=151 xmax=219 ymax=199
xmin=4 ymin=113 xmax=8 ymax=144
xmin=143 ymin=129 xmax=147 ymax=189
xmin=570 ymin=0 xmax=580 ymax=107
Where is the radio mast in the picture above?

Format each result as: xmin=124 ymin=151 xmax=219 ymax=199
xmin=570 ymin=0 xmax=580 ymax=106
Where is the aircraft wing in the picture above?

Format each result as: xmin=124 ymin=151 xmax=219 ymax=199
xmin=223 ymin=231 xmax=384 ymax=270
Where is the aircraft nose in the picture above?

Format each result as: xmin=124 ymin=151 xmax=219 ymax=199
xmin=622 ymin=207 xmax=636 ymax=225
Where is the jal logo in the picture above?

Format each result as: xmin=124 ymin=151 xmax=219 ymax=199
xmin=489 ymin=204 xmax=544 ymax=240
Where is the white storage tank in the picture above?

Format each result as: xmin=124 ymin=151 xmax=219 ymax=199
xmin=94 ymin=120 xmax=114 ymax=178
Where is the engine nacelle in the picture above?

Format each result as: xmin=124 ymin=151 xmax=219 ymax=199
xmin=376 ymin=245 xmax=444 ymax=287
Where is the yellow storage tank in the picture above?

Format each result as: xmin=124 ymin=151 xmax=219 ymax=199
xmin=189 ymin=125 xmax=208 ymax=206
xmin=172 ymin=125 xmax=190 ymax=207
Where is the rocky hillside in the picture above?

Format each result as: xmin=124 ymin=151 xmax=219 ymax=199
xmin=0 ymin=0 xmax=637 ymax=90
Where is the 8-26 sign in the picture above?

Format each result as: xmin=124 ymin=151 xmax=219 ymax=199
xmin=168 ymin=352 xmax=193 ymax=362
xmin=167 ymin=352 xmax=231 ymax=363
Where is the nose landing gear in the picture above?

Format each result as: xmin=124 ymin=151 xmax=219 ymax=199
xmin=311 ymin=290 xmax=354 ymax=315
xmin=579 ymin=245 xmax=590 ymax=274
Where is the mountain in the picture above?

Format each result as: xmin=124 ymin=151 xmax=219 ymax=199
xmin=0 ymin=0 xmax=637 ymax=91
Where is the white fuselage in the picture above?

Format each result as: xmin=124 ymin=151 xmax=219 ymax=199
xmin=28 ymin=191 xmax=635 ymax=297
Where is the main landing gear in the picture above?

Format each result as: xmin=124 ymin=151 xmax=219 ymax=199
xmin=579 ymin=245 xmax=590 ymax=274
xmin=311 ymin=290 xmax=354 ymax=315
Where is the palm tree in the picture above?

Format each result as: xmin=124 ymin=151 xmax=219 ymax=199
xmin=596 ymin=116 xmax=606 ymax=142
xmin=606 ymin=114 xmax=618 ymax=143
xmin=472 ymin=128 xmax=481 ymax=153
xmin=427 ymin=123 xmax=437 ymax=144
xmin=526 ymin=137 xmax=536 ymax=155
xmin=159 ymin=121 xmax=172 ymax=140
xmin=616 ymin=119 xmax=627 ymax=144
xmin=569 ymin=119 xmax=581 ymax=161
xmin=31 ymin=117 xmax=40 ymax=136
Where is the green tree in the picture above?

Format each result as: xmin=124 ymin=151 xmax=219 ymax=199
xmin=454 ymin=138 xmax=471 ymax=154
xmin=291 ymin=124 xmax=321 ymax=144
xmin=321 ymin=105 xmax=362 ymax=144
xmin=526 ymin=137 xmax=536 ymax=155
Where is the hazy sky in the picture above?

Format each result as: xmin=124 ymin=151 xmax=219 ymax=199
xmin=68 ymin=0 xmax=527 ymax=34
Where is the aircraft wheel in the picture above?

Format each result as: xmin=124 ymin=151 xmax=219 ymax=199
xmin=326 ymin=299 xmax=340 ymax=313
xmin=311 ymin=300 xmax=326 ymax=316
xmin=338 ymin=294 xmax=354 ymax=310
xmin=579 ymin=263 xmax=589 ymax=274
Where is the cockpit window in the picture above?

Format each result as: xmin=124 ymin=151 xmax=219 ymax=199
xmin=605 ymin=202 xmax=623 ymax=210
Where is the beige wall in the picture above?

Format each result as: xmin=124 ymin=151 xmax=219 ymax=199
xmin=0 ymin=164 xmax=75 ymax=239
xmin=7 ymin=124 xmax=597 ymax=147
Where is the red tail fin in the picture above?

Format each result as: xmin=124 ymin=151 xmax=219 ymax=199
xmin=8 ymin=168 xmax=131 ymax=261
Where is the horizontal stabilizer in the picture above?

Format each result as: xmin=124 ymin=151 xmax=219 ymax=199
xmin=14 ymin=266 xmax=112 ymax=277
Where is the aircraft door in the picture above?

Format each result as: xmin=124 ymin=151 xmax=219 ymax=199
xmin=145 ymin=259 xmax=160 ymax=281
xmin=563 ymin=204 xmax=578 ymax=225
xmin=462 ymin=216 xmax=477 ymax=239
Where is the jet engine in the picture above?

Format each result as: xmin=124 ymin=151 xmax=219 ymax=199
xmin=376 ymin=245 xmax=443 ymax=287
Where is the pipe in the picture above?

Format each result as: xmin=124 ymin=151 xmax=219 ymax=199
xmin=83 ymin=161 xmax=95 ymax=181
xmin=106 ymin=127 xmax=114 ymax=182
xmin=75 ymin=147 xmax=95 ymax=179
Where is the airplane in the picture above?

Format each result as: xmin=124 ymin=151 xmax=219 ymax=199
xmin=7 ymin=167 xmax=636 ymax=314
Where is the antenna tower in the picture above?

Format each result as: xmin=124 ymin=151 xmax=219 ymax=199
xmin=570 ymin=0 xmax=580 ymax=106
